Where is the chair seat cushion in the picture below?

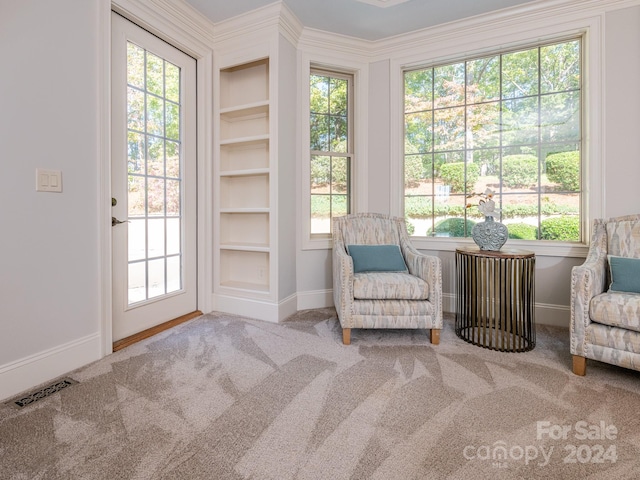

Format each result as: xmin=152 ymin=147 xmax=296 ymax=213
xmin=590 ymin=292 xmax=640 ymax=333
xmin=353 ymin=272 xmax=429 ymax=300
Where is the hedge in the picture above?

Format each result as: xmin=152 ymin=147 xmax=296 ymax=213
xmin=539 ymin=216 xmax=580 ymax=241
xmin=507 ymin=223 xmax=538 ymax=240
xmin=502 ymin=154 xmax=538 ymax=188
xmin=546 ymin=151 xmax=580 ymax=192
xmin=438 ymin=162 xmax=479 ymax=193
xmin=427 ymin=218 xmax=476 ymax=237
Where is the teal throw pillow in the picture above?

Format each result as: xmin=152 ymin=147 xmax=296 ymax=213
xmin=608 ymin=255 xmax=640 ymax=293
xmin=347 ymin=244 xmax=408 ymax=274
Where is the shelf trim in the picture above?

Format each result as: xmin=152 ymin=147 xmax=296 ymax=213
xmin=220 ymin=168 xmax=270 ymax=177
xmin=220 ymin=99 xmax=269 ymax=115
xmin=220 ymin=208 xmax=270 ymax=214
xmin=220 ymin=134 xmax=270 ymax=146
xmin=220 ymin=243 xmax=270 ymax=252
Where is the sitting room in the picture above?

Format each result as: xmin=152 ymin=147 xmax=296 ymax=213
xmin=1 ymin=0 xmax=639 ymax=477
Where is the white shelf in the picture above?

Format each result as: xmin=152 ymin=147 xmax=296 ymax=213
xmin=220 ymin=249 xmax=269 ymax=291
xmin=217 ymin=57 xmax=271 ymax=298
xmin=220 ymin=59 xmax=269 ymax=109
xmin=220 ymin=208 xmax=270 ymax=214
xmin=220 ymin=134 xmax=270 ymax=146
xmin=220 ymin=243 xmax=270 ymax=252
xmin=220 ymin=168 xmax=269 ymax=177
xmin=220 ymin=100 xmax=269 ymax=116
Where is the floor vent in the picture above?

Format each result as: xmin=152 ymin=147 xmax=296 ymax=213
xmin=10 ymin=378 xmax=78 ymax=408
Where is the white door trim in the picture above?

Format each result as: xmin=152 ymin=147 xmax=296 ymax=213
xmin=99 ymin=0 xmax=214 ymax=356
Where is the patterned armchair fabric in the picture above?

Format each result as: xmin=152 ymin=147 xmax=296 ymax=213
xmin=570 ymin=214 xmax=640 ymax=375
xmin=332 ymin=213 xmax=443 ymax=345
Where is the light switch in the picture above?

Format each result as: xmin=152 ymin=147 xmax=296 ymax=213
xmin=36 ymin=168 xmax=62 ymax=193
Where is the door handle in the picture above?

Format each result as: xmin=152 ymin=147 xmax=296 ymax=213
xmin=112 ymin=216 xmax=129 ymax=226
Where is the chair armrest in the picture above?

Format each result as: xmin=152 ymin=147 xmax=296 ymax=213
xmin=570 ymin=219 xmax=608 ymax=355
xmin=401 ymin=240 xmax=443 ymax=328
xmin=332 ymin=239 xmax=355 ymax=327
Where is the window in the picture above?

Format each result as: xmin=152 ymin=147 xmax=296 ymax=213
xmin=403 ymin=38 xmax=582 ymax=242
xmin=310 ymin=70 xmax=353 ymax=235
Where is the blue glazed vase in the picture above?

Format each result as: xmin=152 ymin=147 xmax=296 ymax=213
xmin=471 ymin=216 xmax=508 ymax=251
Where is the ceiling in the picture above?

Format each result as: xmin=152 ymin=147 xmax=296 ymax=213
xmin=184 ymin=0 xmax=540 ymax=41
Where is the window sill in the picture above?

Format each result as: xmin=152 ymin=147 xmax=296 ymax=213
xmin=303 ymin=234 xmax=588 ymax=258
xmin=409 ymin=236 xmax=588 ymax=258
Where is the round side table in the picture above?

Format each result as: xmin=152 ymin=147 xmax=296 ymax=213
xmin=455 ymin=246 xmax=535 ymax=352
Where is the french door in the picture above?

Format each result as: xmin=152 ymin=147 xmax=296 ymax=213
xmin=111 ymin=13 xmax=197 ymax=341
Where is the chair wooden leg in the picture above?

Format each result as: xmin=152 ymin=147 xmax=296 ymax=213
xmin=342 ymin=328 xmax=351 ymax=345
xmin=572 ymin=355 xmax=586 ymax=376
xmin=430 ymin=329 xmax=440 ymax=345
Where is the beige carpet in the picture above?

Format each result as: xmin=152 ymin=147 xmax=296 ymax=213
xmin=2 ymin=309 xmax=640 ymax=479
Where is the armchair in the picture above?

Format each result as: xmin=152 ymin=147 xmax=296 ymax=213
xmin=332 ymin=213 xmax=443 ymax=345
xmin=570 ymin=214 xmax=640 ymax=375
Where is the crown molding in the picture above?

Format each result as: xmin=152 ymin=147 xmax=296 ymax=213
xmin=278 ymin=1 xmax=304 ymax=46
xmin=299 ymin=27 xmax=375 ymax=61
xmin=212 ymin=1 xmax=302 ymax=46
xmin=371 ymin=0 xmax=640 ymax=59
xmin=112 ymin=0 xmax=215 ymax=52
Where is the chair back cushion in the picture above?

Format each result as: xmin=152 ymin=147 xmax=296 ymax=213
xmin=337 ymin=214 xmax=403 ymax=247
xmin=606 ymin=216 xmax=640 ymax=258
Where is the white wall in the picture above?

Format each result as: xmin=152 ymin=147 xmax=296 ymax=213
xmin=0 ymin=0 xmax=103 ymax=399
xmin=604 ymin=6 xmax=640 ymax=217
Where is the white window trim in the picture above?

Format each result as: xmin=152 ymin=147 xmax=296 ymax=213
xmin=299 ymin=51 xmax=369 ymax=250
xmin=388 ymin=13 xmax=603 ymax=258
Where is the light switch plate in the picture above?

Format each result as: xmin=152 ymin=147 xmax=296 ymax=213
xmin=36 ymin=168 xmax=62 ymax=193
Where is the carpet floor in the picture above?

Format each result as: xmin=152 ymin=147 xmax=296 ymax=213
xmin=1 ymin=309 xmax=640 ymax=479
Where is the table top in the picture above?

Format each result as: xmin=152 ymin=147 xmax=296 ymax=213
xmin=456 ymin=245 xmax=535 ymax=259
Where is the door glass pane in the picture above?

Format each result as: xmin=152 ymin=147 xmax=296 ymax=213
xmin=148 ymin=258 xmax=166 ymax=299
xmin=128 ymin=262 xmax=146 ymax=304
xmin=128 ymin=219 xmax=145 ymax=261
xmin=167 ymin=255 xmax=181 ymax=293
xmin=126 ymin=41 xmax=183 ymax=305
xmin=166 ymin=218 xmax=180 ymax=255
xmin=147 ymin=218 xmax=165 ymax=258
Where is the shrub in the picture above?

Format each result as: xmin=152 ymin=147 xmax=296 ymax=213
xmin=438 ymin=162 xmax=479 ymax=193
xmin=546 ymin=151 xmax=580 ymax=191
xmin=427 ymin=217 xmax=476 ymax=237
xmin=404 ymin=156 xmax=432 ymax=187
xmin=540 ymin=216 xmax=580 ymax=241
xmin=507 ymin=223 xmax=538 ymax=240
xmin=405 ymin=221 xmax=415 ymax=236
xmin=502 ymin=154 xmax=538 ymax=188
xmin=405 ymin=197 xmax=432 ymax=218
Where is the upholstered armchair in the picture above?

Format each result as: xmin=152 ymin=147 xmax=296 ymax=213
xmin=570 ymin=214 xmax=640 ymax=375
xmin=332 ymin=213 xmax=443 ymax=345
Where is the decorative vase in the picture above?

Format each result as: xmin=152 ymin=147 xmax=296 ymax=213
xmin=471 ymin=216 xmax=508 ymax=251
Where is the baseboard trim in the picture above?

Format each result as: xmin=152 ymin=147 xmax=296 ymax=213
xmin=113 ymin=310 xmax=203 ymax=352
xmin=0 ymin=333 xmax=101 ymax=402
xmin=212 ymin=293 xmax=297 ymax=323
xmin=297 ymin=289 xmax=333 ymax=311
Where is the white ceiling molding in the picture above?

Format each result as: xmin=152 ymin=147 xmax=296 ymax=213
xmin=354 ymin=0 xmax=411 ymax=7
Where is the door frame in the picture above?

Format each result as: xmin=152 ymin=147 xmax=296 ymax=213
xmin=99 ymin=0 xmax=214 ymax=355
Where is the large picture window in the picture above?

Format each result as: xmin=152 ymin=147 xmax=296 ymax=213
xmin=310 ymin=70 xmax=353 ymax=235
xmin=403 ymin=38 xmax=582 ymax=242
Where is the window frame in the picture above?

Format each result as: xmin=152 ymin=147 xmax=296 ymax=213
xmin=402 ymin=37 xmax=583 ymax=246
xmin=300 ymin=54 xmax=368 ymax=251
xmin=389 ymin=22 xmax=602 ymax=258
xmin=309 ymin=68 xmax=354 ymax=238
